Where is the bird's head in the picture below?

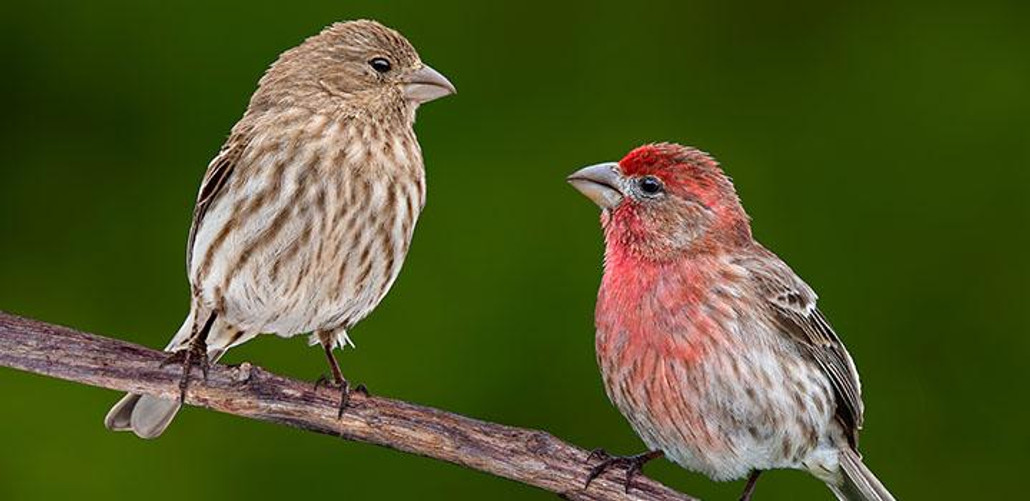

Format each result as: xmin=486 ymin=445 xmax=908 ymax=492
xmin=252 ymin=20 xmax=455 ymax=117
xmin=568 ymin=143 xmax=752 ymax=259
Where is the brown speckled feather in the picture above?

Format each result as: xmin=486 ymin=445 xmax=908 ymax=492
xmin=736 ymin=246 xmax=864 ymax=447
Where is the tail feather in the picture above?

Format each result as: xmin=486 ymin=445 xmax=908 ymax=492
xmin=103 ymin=393 xmax=141 ymax=431
xmin=104 ymin=393 xmax=180 ymax=439
xmin=829 ymin=448 xmax=896 ymax=501
xmin=104 ymin=310 xmax=233 ymax=439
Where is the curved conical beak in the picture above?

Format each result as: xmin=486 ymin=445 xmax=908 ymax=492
xmin=403 ymin=64 xmax=456 ymax=104
xmin=567 ymin=162 xmax=624 ymax=209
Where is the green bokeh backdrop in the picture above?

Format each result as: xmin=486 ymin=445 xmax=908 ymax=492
xmin=1 ymin=1 xmax=1027 ymax=499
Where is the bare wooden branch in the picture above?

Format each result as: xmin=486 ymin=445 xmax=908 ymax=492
xmin=0 ymin=311 xmax=695 ymax=501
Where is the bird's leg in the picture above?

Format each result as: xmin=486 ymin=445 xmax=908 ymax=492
xmin=583 ymin=449 xmax=664 ymax=493
xmin=739 ymin=470 xmax=763 ymax=501
xmin=160 ymin=312 xmax=216 ymax=404
xmin=314 ymin=334 xmax=368 ymax=418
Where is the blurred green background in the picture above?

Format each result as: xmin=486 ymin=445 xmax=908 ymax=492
xmin=1 ymin=0 xmax=1027 ymax=499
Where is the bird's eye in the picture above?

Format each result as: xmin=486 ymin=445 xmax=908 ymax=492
xmin=638 ymin=176 xmax=664 ymax=195
xmin=369 ymin=57 xmax=392 ymax=73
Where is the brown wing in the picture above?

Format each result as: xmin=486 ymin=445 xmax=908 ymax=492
xmin=737 ymin=247 xmax=864 ymax=447
xmin=185 ymin=133 xmax=247 ymax=272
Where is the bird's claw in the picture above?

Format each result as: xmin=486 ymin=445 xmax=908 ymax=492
xmin=160 ymin=340 xmax=210 ymax=404
xmin=313 ymin=375 xmax=369 ymax=418
xmin=586 ymin=448 xmax=612 ymax=463
xmin=583 ymin=449 xmax=664 ymax=493
xmin=313 ymin=373 xmax=333 ymax=391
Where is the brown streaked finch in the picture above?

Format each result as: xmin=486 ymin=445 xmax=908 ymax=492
xmin=104 ymin=19 xmax=455 ymax=439
xmin=567 ymin=143 xmax=895 ymax=501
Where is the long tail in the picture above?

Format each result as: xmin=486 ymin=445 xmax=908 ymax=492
xmin=828 ymin=448 xmax=896 ymax=501
xmin=103 ymin=310 xmax=236 ymax=439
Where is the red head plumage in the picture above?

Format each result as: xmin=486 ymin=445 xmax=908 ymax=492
xmin=567 ymin=142 xmax=752 ymax=260
xmin=618 ymin=143 xmax=741 ymax=215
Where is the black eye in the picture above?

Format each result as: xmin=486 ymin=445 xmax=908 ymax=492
xmin=369 ymin=57 xmax=392 ymax=73
xmin=638 ymin=176 xmax=664 ymax=195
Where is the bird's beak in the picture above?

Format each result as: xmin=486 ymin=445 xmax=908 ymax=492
xmin=403 ymin=64 xmax=456 ymax=104
xmin=567 ymin=162 xmax=624 ymax=209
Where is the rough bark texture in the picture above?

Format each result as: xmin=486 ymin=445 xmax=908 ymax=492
xmin=0 ymin=311 xmax=696 ymax=501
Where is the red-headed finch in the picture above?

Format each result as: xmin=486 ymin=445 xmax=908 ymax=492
xmin=104 ymin=20 xmax=455 ymax=439
xmin=568 ymin=143 xmax=895 ymax=501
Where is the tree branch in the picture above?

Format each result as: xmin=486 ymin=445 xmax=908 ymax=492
xmin=0 ymin=311 xmax=695 ymax=501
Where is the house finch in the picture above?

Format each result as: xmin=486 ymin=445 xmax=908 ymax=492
xmin=104 ymin=20 xmax=455 ymax=439
xmin=568 ymin=143 xmax=895 ymax=501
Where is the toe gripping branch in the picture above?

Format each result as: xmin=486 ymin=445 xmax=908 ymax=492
xmin=160 ymin=312 xmax=217 ymax=404
xmin=315 ymin=341 xmax=368 ymax=418
xmin=584 ymin=449 xmax=665 ymax=493
xmin=313 ymin=373 xmax=369 ymax=418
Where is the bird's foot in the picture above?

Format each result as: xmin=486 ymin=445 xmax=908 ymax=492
xmin=583 ymin=449 xmax=664 ymax=493
xmin=314 ymin=374 xmax=369 ymax=418
xmin=159 ymin=339 xmax=209 ymax=404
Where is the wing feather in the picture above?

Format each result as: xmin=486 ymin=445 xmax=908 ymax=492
xmin=185 ymin=134 xmax=247 ymax=272
xmin=737 ymin=247 xmax=864 ymax=447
